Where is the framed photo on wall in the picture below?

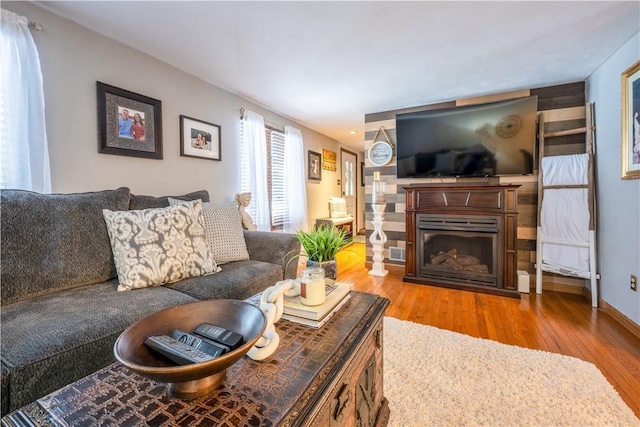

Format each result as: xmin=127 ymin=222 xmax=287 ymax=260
xmin=308 ymin=150 xmax=322 ymax=181
xmin=322 ymin=148 xmax=337 ymax=171
xmin=96 ymin=82 xmax=163 ymax=159
xmin=621 ymin=59 xmax=640 ymax=179
xmin=180 ymin=115 xmax=221 ymax=161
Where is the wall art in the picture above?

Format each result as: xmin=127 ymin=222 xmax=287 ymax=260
xmin=622 ymin=59 xmax=640 ymax=179
xmin=180 ymin=115 xmax=221 ymax=161
xmin=308 ymin=150 xmax=322 ymax=180
xmin=97 ymin=82 xmax=162 ymax=159
xmin=322 ymin=149 xmax=336 ymax=171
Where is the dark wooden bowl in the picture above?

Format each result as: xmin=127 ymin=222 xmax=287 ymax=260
xmin=114 ymin=299 xmax=266 ymax=399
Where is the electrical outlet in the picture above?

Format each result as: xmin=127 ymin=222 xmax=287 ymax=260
xmin=631 ymin=274 xmax=638 ymax=292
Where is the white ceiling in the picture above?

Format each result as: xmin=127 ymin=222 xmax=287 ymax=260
xmin=38 ymin=1 xmax=640 ymax=148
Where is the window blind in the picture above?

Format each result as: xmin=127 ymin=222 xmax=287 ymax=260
xmin=268 ymin=129 xmax=288 ymax=229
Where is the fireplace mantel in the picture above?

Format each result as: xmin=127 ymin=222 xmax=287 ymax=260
xmin=404 ymin=183 xmax=520 ymax=298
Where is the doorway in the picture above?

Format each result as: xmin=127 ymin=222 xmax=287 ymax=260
xmin=340 ymin=148 xmax=358 ymax=230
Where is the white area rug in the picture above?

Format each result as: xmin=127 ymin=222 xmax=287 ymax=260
xmin=384 ymin=317 xmax=639 ymax=427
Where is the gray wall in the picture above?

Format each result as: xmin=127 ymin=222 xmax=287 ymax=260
xmin=587 ymin=33 xmax=640 ymax=325
xmin=4 ymin=1 xmax=360 ymax=232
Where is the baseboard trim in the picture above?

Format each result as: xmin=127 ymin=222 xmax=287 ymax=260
xmin=598 ymin=298 xmax=640 ymax=340
xmin=364 ymin=261 xmax=404 ymax=272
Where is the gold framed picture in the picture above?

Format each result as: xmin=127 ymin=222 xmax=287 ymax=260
xmin=621 ymin=59 xmax=640 ymax=179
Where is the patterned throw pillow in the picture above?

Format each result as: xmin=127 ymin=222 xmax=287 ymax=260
xmin=103 ymin=200 xmax=219 ymax=291
xmin=169 ymin=198 xmax=250 ymax=265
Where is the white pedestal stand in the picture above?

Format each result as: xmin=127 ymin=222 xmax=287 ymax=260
xmin=369 ymin=203 xmax=388 ymax=277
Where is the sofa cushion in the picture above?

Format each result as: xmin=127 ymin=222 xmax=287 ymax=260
xmin=0 ymin=280 xmax=198 ymax=412
xmin=166 ymin=260 xmax=282 ymax=300
xmin=0 ymin=187 xmax=131 ymax=305
xmin=103 ymin=200 xmax=219 ymax=291
xmin=128 ymin=189 xmax=209 ymax=211
xmin=169 ymin=199 xmax=249 ymax=265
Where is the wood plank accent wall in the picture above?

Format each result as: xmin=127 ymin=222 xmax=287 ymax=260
xmin=363 ymin=82 xmax=587 ymax=290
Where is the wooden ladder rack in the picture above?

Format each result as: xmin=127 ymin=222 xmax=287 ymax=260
xmin=535 ymin=103 xmax=599 ymax=307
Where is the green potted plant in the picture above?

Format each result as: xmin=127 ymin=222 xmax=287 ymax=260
xmin=293 ymin=225 xmax=352 ymax=279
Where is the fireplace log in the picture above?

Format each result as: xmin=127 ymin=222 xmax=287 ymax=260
xmin=429 ymin=249 xmax=488 ymax=273
xmin=430 ymin=249 xmax=458 ymax=264
xmin=443 ymin=258 xmax=464 ymax=271
xmin=464 ymin=264 xmax=489 ymax=273
xmin=456 ymin=255 xmax=480 ymax=266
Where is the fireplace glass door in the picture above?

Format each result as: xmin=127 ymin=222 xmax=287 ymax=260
xmin=417 ymin=215 xmax=499 ymax=288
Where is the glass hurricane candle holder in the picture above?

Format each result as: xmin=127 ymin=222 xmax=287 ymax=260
xmin=372 ymin=180 xmax=386 ymax=204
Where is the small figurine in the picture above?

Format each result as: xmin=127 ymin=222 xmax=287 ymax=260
xmin=235 ymin=192 xmax=257 ymax=230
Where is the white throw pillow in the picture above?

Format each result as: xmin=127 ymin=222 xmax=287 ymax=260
xmin=169 ymin=198 xmax=250 ymax=265
xmin=329 ymin=197 xmax=348 ymax=218
xmin=103 ymin=200 xmax=219 ymax=291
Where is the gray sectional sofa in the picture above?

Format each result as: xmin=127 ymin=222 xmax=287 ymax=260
xmin=0 ymin=187 xmax=300 ymax=416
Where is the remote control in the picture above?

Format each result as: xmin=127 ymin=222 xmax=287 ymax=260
xmin=170 ymin=329 xmax=226 ymax=357
xmin=193 ymin=323 xmax=243 ymax=350
xmin=144 ymin=335 xmax=217 ymax=365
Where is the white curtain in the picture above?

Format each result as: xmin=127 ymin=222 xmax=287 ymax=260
xmin=283 ymin=126 xmax=308 ymax=233
xmin=0 ymin=9 xmax=51 ymax=193
xmin=240 ymin=110 xmax=271 ymax=231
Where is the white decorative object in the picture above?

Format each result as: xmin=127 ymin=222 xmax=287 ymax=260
xmin=367 ymin=126 xmax=394 ymax=167
xmin=235 ymin=192 xmax=258 ymax=230
xmin=369 ymin=203 xmax=388 ymax=277
xmin=247 ymin=279 xmax=300 ymax=361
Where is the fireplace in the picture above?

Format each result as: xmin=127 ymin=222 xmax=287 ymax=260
xmin=404 ymin=184 xmax=519 ymax=298
xmin=418 ymin=215 xmax=499 ymax=287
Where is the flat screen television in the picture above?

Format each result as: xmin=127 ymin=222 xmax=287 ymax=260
xmin=395 ymin=96 xmax=538 ymax=179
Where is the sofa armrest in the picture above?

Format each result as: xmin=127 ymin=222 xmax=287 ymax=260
xmin=243 ymin=231 xmax=301 ymax=280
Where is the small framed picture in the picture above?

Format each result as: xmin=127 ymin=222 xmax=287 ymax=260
xmin=180 ymin=115 xmax=221 ymax=161
xmin=308 ymin=150 xmax=322 ymax=181
xmin=96 ymin=82 xmax=162 ymax=159
xmin=621 ymin=59 xmax=640 ymax=179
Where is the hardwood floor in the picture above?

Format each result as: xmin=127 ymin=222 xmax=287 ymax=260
xmin=337 ymin=243 xmax=640 ymax=418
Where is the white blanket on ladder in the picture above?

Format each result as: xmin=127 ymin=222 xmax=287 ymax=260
xmin=540 ymin=154 xmax=590 ymax=273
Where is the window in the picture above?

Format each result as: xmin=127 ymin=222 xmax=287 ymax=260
xmin=266 ymin=127 xmax=288 ymax=230
xmin=239 ymin=109 xmax=306 ymax=232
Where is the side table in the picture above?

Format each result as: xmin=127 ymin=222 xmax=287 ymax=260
xmin=315 ymin=216 xmax=354 ymax=239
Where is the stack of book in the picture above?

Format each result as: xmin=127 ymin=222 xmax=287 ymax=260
xmin=281 ymin=281 xmax=352 ymax=328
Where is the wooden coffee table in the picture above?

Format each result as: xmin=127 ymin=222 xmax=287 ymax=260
xmin=2 ymin=291 xmax=389 ymax=427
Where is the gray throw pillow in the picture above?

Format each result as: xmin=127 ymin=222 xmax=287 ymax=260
xmin=103 ymin=200 xmax=219 ymax=291
xmin=1 ymin=187 xmax=131 ymax=304
xmin=169 ymin=198 xmax=250 ymax=265
xmin=128 ymin=190 xmax=210 ymax=211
